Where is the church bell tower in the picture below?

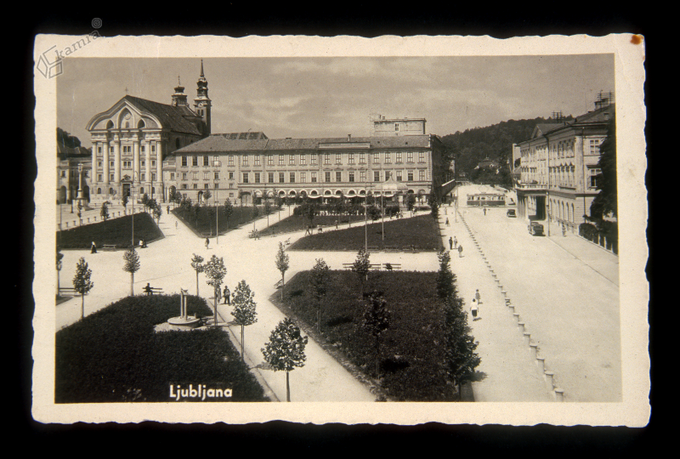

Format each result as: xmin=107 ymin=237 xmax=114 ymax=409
xmin=194 ymin=59 xmax=212 ymax=135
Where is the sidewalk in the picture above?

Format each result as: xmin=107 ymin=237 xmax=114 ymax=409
xmin=439 ymin=204 xmax=556 ymax=402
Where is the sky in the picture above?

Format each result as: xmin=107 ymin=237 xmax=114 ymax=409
xmin=56 ymin=55 xmax=615 ymax=147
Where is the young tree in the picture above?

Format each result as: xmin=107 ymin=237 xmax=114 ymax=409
xmin=100 ymin=201 xmax=110 ymax=221
xmin=190 ymin=254 xmax=204 ymax=296
xmin=122 ymin=248 xmax=141 ymax=296
xmin=261 ymin=318 xmax=309 ymax=402
xmin=203 ymin=254 xmax=227 ymax=325
xmin=351 ymin=248 xmax=371 ymax=296
xmin=436 ymin=249 xmax=455 ymax=300
xmin=73 ymin=257 xmax=94 ymax=320
xmin=223 ymin=199 xmax=234 ymax=229
xmin=308 ymin=258 xmax=330 ymax=334
xmin=363 ymin=291 xmax=390 ymax=377
xmin=590 ymin=117 xmax=617 ymax=220
xmin=231 ymin=280 xmax=258 ymax=361
xmin=275 ymin=242 xmax=290 ymax=301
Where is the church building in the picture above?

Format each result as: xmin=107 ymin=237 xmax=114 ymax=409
xmin=86 ymin=61 xmax=211 ymax=206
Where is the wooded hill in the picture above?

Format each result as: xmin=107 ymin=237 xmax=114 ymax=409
xmin=440 ymin=117 xmax=567 ymax=187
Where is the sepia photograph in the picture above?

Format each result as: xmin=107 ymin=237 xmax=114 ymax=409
xmin=31 ymin=32 xmax=648 ymax=426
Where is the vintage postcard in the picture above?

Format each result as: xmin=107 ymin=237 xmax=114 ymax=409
xmin=32 ymin=32 xmax=648 ymax=425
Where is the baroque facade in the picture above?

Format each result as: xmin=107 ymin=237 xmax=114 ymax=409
xmin=86 ymin=62 xmax=211 ymax=206
xmin=514 ymin=95 xmax=614 ymax=233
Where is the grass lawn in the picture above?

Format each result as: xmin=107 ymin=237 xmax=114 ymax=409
xmin=57 ymin=212 xmax=163 ymax=250
xmin=258 ymin=213 xmax=368 ymax=237
xmin=288 ymin=214 xmax=443 ymax=252
xmin=271 ymin=270 xmax=455 ymax=401
xmin=172 ymin=205 xmax=272 ymax=237
xmin=55 ymin=294 xmax=269 ymax=403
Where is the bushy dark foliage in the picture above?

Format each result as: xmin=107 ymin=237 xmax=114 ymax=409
xmin=289 ymin=215 xmax=442 ymax=252
xmin=274 ymin=270 xmax=453 ymax=401
xmin=57 ymin=212 xmax=163 ymax=249
xmin=55 ymin=294 xmax=268 ymax=403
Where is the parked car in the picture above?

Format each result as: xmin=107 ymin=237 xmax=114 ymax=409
xmin=506 ymin=209 xmax=516 ymax=218
xmin=528 ymin=221 xmax=544 ymax=236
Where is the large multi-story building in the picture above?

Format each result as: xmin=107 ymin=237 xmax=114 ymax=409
xmin=514 ymin=93 xmax=615 ymax=233
xmin=166 ymin=129 xmax=447 ymax=207
xmin=82 ymin=62 xmax=448 ymax=208
xmin=85 ymin=62 xmax=211 ymax=206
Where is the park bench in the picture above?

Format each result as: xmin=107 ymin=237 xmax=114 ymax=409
xmin=58 ymin=287 xmax=78 ymax=296
xmin=383 ymin=263 xmax=401 ymax=271
xmin=101 ymin=244 xmax=117 ymax=251
xmin=342 ymin=263 xmax=382 ymax=271
xmin=143 ymin=286 xmax=163 ymax=296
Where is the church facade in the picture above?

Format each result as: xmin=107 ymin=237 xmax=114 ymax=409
xmin=86 ymin=62 xmax=211 ymax=206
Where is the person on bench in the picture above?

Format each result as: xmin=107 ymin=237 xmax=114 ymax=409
xmin=144 ymin=283 xmax=154 ymax=295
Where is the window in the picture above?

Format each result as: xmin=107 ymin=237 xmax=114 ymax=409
xmin=170 ymin=172 xmax=175 ymax=180
xmin=359 ymin=153 xmax=366 ymax=164
xmin=228 ymin=155 xmax=234 ymax=167
xmin=192 ymin=172 xmax=198 ymax=180
xmin=589 ymin=167 xmax=601 ymax=188
xmin=289 ymin=154 xmax=295 ymax=165
xmin=254 ymin=155 xmax=261 ymax=166
xmin=335 ymin=153 xmax=342 ymax=165
xmin=242 ymin=155 xmax=249 ymax=166
xmin=228 ymin=172 xmax=234 ymax=180
xmin=419 ymin=169 xmax=425 ymax=181
xmin=192 ymin=156 xmax=198 ymax=166
xmin=279 ymin=155 xmax=285 ymax=166
xmin=373 ymin=152 xmax=380 ymax=163
xmin=254 ymin=172 xmax=261 ymax=183
xmin=311 ymin=172 xmax=317 ymax=183
xmin=348 ymin=153 xmax=355 ymax=165
xmin=151 ymin=160 xmax=156 ymax=168
xmin=418 ymin=152 xmax=426 ymax=163
xmin=289 ymin=172 xmax=295 ymax=183
xmin=279 ymin=172 xmax=285 ymax=183
xmin=348 ymin=172 xmax=355 ymax=182
xmin=123 ymin=160 xmax=132 ymax=168
xmin=267 ymin=155 xmax=274 ymax=166
xmin=151 ymin=173 xmax=156 ymax=181
xmin=385 ymin=152 xmax=392 ymax=164
xmin=325 ymin=172 xmax=331 ymax=182
xmin=268 ymin=172 xmax=275 ymax=183
xmin=360 ymin=171 xmax=366 ymax=182
xmin=324 ymin=153 xmax=331 ymax=165
xmin=203 ymin=155 xmax=209 ymax=166
xmin=396 ymin=152 xmax=402 ymax=163
xmin=182 ymin=172 xmax=187 ymax=180
xmin=310 ymin=155 xmax=317 ymax=165
xmin=214 ymin=171 xmax=219 ymax=180
xmin=407 ymin=171 xmax=414 ymax=181
xmin=336 ymin=171 xmax=342 ymax=182
xmin=203 ymin=172 xmax=211 ymax=180
xmin=300 ymin=154 xmax=306 ymax=165
xmin=374 ymin=171 xmax=380 ymax=182
xmin=396 ymin=171 xmax=402 ymax=181
xmin=204 ymin=183 xmax=210 ymax=189
xmin=141 ymin=173 xmax=146 ymax=181
xmin=242 ymin=172 xmax=249 ymax=183
xmin=300 ymin=172 xmax=306 ymax=183
xmin=395 ymin=123 xmax=400 ymax=131
xmin=182 ymin=156 xmax=188 ymax=167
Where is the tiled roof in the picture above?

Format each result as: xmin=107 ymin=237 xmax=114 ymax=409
xmin=173 ymin=133 xmax=434 ymax=155
xmin=122 ymin=95 xmax=205 ymax=136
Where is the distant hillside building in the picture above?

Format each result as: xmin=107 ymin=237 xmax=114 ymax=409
xmin=371 ymin=115 xmax=427 ymax=137
xmin=514 ymin=95 xmax=614 ymax=233
xmin=86 ymin=61 xmax=211 ymax=205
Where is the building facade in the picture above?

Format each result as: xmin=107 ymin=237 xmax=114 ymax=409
xmin=166 ymin=131 xmax=447 ymax=207
xmin=85 ymin=62 xmax=211 ymax=206
xmin=514 ymin=97 xmax=614 ymax=233
xmin=57 ymin=143 xmax=91 ymax=205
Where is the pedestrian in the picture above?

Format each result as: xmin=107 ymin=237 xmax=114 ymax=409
xmin=215 ymin=285 xmax=222 ymax=304
xmin=223 ymin=285 xmax=230 ymax=304
xmin=449 ymin=236 xmax=453 ymax=250
xmin=446 ymin=218 xmax=450 ymax=226
xmin=470 ymin=298 xmax=480 ymax=320
xmin=205 ymin=237 xmax=210 ymax=249
xmin=483 ymin=208 xmax=487 ymax=216
xmin=475 ymin=289 xmax=482 ymax=304
xmin=90 ymin=241 xmax=97 ymax=254
xmin=453 ymin=236 xmax=458 ymax=248
xmin=458 ymin=245 xmax=463 ymax=258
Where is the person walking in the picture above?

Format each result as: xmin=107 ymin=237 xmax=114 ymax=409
xmin=453 ymin=236 xmax=458 ymax=249
xmin=205 ymin=237 xmax=210 ymax=249
xmin=223 ymin=285 xmax=230 ymax=304
xmin=90 ymin=241 xmax=97 ymax=254
xmin=475 ymin=289 xmax=482 ymax=305
xmin=470 ymin=298 xmax=480 ymax=321
xmin=458 ymin=245 xmax=463 ymax=258
xmin=449 ymin=236 xmax=453 ymax=250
